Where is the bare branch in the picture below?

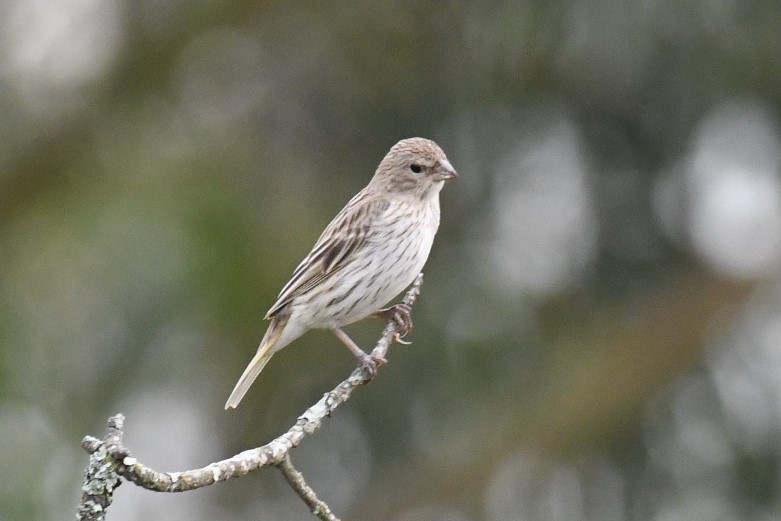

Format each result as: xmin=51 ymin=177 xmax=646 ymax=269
xmin=78 ymin=442 xmax=120 ymax=520
xmin=77 ymin=273 xmax=423 ymax=518
xmin=277 ymin=454 xmax=341 ymax=521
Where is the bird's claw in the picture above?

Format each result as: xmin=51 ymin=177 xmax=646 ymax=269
xmin=393 ymin=332 xmax=412 ymax=345
xmin=358 ymin=352 xmax=387 ymax=381
xmin=374 ymin=302 xmax=414 ymax=339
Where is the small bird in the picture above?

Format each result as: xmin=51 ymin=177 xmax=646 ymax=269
xmin=225 ymin=137 xmax=457 ymax=409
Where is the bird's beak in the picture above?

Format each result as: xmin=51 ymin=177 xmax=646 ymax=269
xmin=434 ymin=159 xmax=458 ymax=181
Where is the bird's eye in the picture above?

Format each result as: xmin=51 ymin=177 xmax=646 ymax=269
xmin=410 ymin=164 xmax=423 ymax=174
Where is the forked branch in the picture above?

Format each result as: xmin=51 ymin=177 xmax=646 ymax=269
xmin=77 ymin=273 xmax=424 ymax=521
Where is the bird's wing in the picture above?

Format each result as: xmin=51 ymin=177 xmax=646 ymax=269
xmin=265 ymin=192 xmax=389 ymax=318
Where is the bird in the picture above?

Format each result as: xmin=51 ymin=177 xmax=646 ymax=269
xmin=225 ymin=137 xmax=457 ymax=409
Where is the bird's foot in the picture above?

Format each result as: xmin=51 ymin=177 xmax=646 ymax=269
xmin=357 ymin=352 xmax=387 ymax=381
xmin=373 ymin=302 xmax=414 ymax=341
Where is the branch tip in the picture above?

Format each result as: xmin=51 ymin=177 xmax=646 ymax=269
xmin=107 ymin=413 xmax=125 ymax=431
xmin=82 ymin=436 xmax=102 ymax=453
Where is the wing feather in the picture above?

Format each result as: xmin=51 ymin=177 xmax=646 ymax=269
xmin=265 ymin=191 xmax=388 ymax=318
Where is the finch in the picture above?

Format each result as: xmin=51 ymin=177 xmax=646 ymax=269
xmin=225 ymin=137 xmax=457 ymax=409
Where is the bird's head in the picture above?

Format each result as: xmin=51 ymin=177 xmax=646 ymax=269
xmin=371 ymin=137 xmax=458 ymax=196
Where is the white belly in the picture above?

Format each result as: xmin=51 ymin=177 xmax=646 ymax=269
xmin=292 ymin=197 xmax=439 ymax=329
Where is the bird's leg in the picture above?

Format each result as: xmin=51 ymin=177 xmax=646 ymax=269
xmin=371 ymin=302 xmax=413 ymax=344
xmin=331 ymin=328 xmax=387 ymax=372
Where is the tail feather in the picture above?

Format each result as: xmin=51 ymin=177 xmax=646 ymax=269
xmin=224 ymin=316 xmax=289 ymax=409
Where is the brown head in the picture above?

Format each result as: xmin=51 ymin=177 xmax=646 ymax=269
xmin=369 ymin=137 xmax=458 ymax=196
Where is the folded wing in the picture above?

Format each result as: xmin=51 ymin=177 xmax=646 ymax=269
xmin=265 ymin=193 xmax=389 ymax=318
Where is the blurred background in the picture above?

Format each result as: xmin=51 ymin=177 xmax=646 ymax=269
xmin=2 ymin=1 xmax=781 ymax=520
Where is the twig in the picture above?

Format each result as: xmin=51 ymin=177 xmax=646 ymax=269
xmin=277 ymin=454 xmax=341 ymax=521
xmin=77 ymin=414 xmax=127 ymax=521
xmin=77 ymin=273 xmax=423 ymax=518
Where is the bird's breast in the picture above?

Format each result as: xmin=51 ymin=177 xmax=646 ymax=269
xmin=290 ymin=196 xmax=441 ymax=329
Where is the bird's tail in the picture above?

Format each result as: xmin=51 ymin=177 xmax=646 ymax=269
xmin=224 ymin=315 xmax=289 ymax=409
